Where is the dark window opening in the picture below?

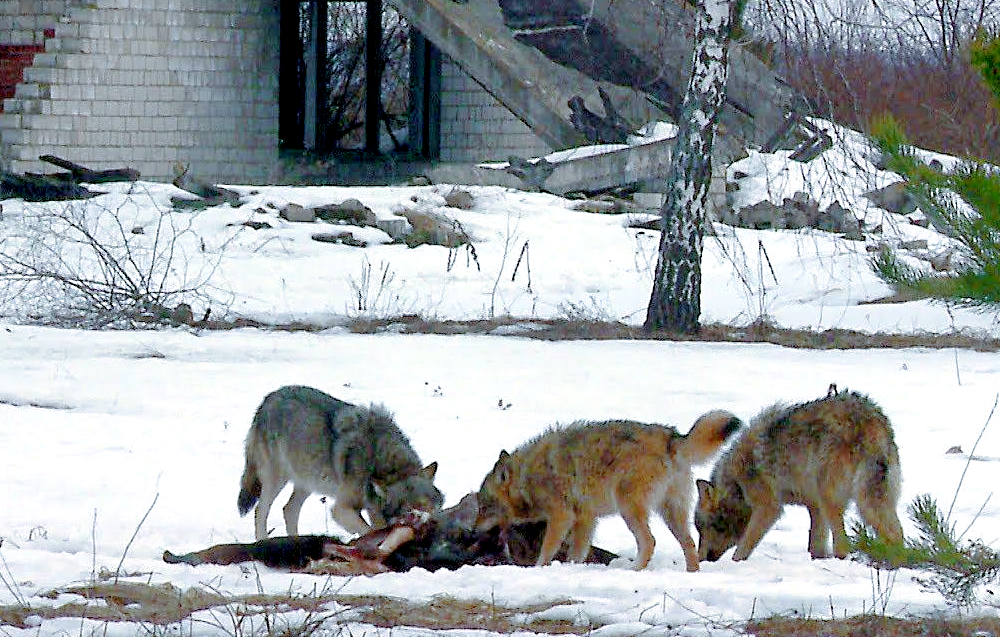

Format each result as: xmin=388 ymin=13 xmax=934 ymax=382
xmin=279 ymin=0 xmax=439 ymax=159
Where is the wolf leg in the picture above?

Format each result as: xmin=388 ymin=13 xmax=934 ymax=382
xmin=619 ymin=502 xmax=656 ymax=570
xmin=536 ymin=510 xmax=574 ymax=567
xmin=282 ymin=485 xmax=310 ymax=536
xmin=566 ymin=516 xmax=597 ymax=563
xmin=816 ymin=499 xmax=849 ymax=558
xmin=254 ymin=480 xmax=283 ymax=541
xmin=331 ymin=500 xmax=371 ymax=535
xmin=659 ymin=502 xmax=699 ymax=572
xmin=805 ymin=503 xmax=832 ymax=558
xmin=857 ymin=491 xmax=905 ymax=546
xmin=732 ymin=502 xmax=781 ymax=561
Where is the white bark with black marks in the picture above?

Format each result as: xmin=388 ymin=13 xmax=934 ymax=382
xmin=645 ymin=0 xmax=737 ymax=333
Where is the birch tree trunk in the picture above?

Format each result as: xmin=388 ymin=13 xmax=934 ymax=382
xmin=644 ymin=0 xmax=737 ymax=333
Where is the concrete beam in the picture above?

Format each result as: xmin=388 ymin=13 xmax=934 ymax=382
xmin=428 ymin=139 xmax=681 ymax=196
xmin=390 ymin=0 xmax=593 ymax=150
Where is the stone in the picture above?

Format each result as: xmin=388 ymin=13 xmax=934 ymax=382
xmin=311 ymin=231 xmax=367 ymax=247
xmin=279 ymin=203 xmax=316 ymax=223
xmin=398 ymin=208 xmax=469 ymax=247
xmin=443 ymin=188 xmax=475 ymax=210
xmin=314 ymin=198 xmax=378 ymax=226
xmin=864 ymin=182 xmax=917 ymax=215
xmin=376 ymin=217 xmax=413 ymax=241
xmin=737 ymin=200 xmax=783 ymax=229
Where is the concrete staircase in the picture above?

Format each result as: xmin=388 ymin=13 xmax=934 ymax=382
xmin=0 ymin=28 xmax=54 ymax=111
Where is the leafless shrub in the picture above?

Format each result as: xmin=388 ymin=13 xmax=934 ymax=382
xmin=0 ymin=190 xmax=228 ymax=328
xmin=346 ymin=255 xmax=417 ymax=318
xmin=782 ymin=41 xmax=1000 ymax=161
xmin=752 ymin=0 xmax=1000 ymax=161
xmin=556 ymin=295 xmax=617 ymax=322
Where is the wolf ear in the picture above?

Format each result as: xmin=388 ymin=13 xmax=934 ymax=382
xmin=695 ymin=479 xmax=714 ymax=501
xmin=420 ymin=461 xmax=438 ymax=481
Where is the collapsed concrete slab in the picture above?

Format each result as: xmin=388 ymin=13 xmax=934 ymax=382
xmin=392 ymin=0 xmax=804 ymax=157
xmin=391 ymin=0 xmax=673 ymax=152
xmin=530 ymin=0 xmax=804 ymax=148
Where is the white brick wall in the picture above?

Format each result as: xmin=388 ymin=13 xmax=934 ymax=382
xmin=439 ymin=57 xmax=551 ymax=163
xmin=0 ymin=0 xmax=279 ymax=183
xmin=0 ymin=2 xmax=559 ymax=183
xmin=0 ymin=1 xmax=74 ymax=44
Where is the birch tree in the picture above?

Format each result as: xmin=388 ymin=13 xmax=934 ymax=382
xmin=645 ymin=0 xmax=739 ymax=333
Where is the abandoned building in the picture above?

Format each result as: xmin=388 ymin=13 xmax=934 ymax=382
xmin=0 ymin=0 xmax=804 ymax=191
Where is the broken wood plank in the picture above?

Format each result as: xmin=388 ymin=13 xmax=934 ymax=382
xmin=38 ymin=155 xmax=140 ymax=183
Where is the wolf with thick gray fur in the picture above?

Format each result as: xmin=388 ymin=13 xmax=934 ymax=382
xmin=238 ymin=385 xmax=442 ymax=540
xmin=695 ymin=386 xmax=904 ymax=562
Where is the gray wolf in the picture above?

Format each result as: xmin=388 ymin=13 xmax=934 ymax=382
xmin=694 ymin=385 xmax=904 ymax=562
xmin=237 ymin=385 xmax=442 ymax=540
xmin=476 ymin=410 xmax=742 ymax=571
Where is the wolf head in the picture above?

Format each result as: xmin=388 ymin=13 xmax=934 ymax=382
xmin=366 ymin=462 xmax=443 ymax=526
xmin=694 ymin=478 xmax=752 ymax=562
xmin=475 ymin=449 xmax=521 ymax=532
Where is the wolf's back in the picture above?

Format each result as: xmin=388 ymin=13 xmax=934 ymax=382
xmin=746 ymin=390 xmax=901 ymax=498
xmin=236 ymin=385 xmax=346 ymax=516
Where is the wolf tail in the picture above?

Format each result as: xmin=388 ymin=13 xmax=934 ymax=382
xmin=237 ymin=436 xmax=262 ymax=516
xmin=856 ymin=421 xmax=905 ymax=543
xmin=679 ymin=409 xmax=743 ymax=465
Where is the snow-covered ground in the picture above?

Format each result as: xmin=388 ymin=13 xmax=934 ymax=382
xmin=2 ymin=119 xmax=999 ymax=637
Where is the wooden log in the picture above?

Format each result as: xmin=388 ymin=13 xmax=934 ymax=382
xmin=38 ymin=154 xmax=140 ymax=183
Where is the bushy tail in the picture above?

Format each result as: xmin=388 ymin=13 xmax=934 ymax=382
xmin=237 ymin=437 xmax=262 ymax=516
xmin=680 ymin=409 xmax=743 ymax=465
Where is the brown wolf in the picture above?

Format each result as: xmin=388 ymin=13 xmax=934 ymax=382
xmin=237 ymin=385 xmax=442 ymax=540
xmin=476 ymin=411 xmax=742 ymax=571
xmin=694 ymin=386 xmax=904 ymax=563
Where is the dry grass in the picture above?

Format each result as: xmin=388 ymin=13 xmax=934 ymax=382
xmin=343 ymin=314 xmax=1000 ymax=351
xmin=5 ymin=581 xmax=1000 ymax=635
xmin=748 ymin=612 xmax=1000 ymax=637
xmin=177 ymin=311 xmax=1000 ymax=351
xmin=348 ymin=594 xmax=589 ymax=633
xmin=171 ymin=309 xmax=1000 ymax=352
xmin=0 ymin=581 xmax=589 ymax=634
